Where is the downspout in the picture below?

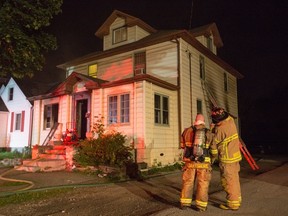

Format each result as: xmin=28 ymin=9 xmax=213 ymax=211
xmin=188 ymin=51 xmax=193 ymax=124
xmin=171 ymin=38 xmax=182 ymax=148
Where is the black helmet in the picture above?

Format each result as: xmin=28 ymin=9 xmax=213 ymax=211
xmin=211 ymin=107 xmax=229 ymax=123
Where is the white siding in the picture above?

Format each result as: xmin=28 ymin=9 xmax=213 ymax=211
xmin=179 ymin=39 xmax=239 ymax=131
xmin=146 ymin=41 xmax=178 ymax=85
xmin=144 ymin=83 xmax=180 ymax=166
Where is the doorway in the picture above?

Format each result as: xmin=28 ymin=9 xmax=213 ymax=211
xmin=76 ymin=99 xmax=88 ymax=139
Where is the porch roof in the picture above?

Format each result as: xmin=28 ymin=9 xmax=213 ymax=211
xmin=28 ymin=72 xmax=108 ymax=101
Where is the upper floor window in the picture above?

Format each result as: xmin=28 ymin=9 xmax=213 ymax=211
xmin=154 ymin=94 xmax=169 ymax=125
xmin=134 ymin=52 xmax=146 ymax=75
xmin=199 ymin=56 xmax=205 ymax=80
xmin=44 ymin=104 xmax=59 ymax=129
xmin=88 ymin=64 xmax=98 ymax=78
xmin=224 ymin=72 xmax=228 ymax=92
xmin=113 ymin=26 xmax=127 ymax=44
xmin=206 ymin=36 xmax=213 ymax=51
xmin=108 ymin=93 xmax=130 ymax=124
xmin=196 ymin=99 xmax=203 ymax=114
xmin=8 ymin=87 xmax=14 ymax=101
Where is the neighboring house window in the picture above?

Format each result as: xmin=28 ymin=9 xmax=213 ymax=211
xmin=199 ymin=56 xmax=205 ymax=80
xmin=154 ymin=94 xmax=169 ymax=125
xmin=15 ymin=113 xmax=21 ymax=130
xmin=134 ymin=52 xmax=146 ymax=75
xmin=113 ymin=26 xmax=127 ymax=44
xmin=10 ymin=111 xmax=25 ymax=132
xmin=224 ymin=72 xmax=228 ymax=92
xmin=88 ymin=64 xmax=98 ymax=78
xmin=196 ymin=99 xmax=203 ymax=114
xmin=8 ymin=87 xmax=14 ymax=101
xmin=108 ymin=93 xmax=130 ymax=124
xmin=44 ymin=104 xmax=59 ymax=129
xmin=206 ymin=36 xmax=213 ymax=51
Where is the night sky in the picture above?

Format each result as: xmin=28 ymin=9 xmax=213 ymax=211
xmin=38 ymin=0 xmax=288 ymax=154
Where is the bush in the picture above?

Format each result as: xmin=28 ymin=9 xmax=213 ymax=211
xmin=74 ymin=115 xmax=133 ymax=168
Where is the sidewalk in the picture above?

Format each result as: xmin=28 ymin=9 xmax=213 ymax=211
xmin=0 ymin=154 xmax=287 ymax=194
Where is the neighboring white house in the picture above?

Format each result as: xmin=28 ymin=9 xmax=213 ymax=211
xmin=0 ymin=78 xmax=33 ymax=151
xmin=0 ymin=97 xmax=9 ymax=148
xmin=29 ymin=10 xmax=243 ymax=167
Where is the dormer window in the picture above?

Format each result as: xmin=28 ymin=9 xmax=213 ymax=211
xmin=88 ymin=64 xmax=98 ymax=78
xmin=206 ymin=36 xmax=213 ymax=51
xmin=134 ymin=52 xmax=146 ymax=75
xmin=113 ymin=26 xmax=127 ymax=44
xmin=8 ymin=87 xmax=14 ymax=101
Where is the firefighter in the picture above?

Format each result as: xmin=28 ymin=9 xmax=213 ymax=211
xmin=180 ymin=114 xmax=213 ymax=212
xmin=210 ymin=107 xmax=242 ymax=211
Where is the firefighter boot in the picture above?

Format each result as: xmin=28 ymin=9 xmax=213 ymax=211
xmin=219 ymin=204 xmax=239 ymax=211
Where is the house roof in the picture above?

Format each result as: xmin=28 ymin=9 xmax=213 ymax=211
xmin=28 ymin=72 xmax=109 ymax=101
xmin=189 ymin=22 xmax=223 ymax=47
xmin=58 ymin=28 xmax=243 ymax=79
xmin=95 ymin=10 xmax=157 ymax=38
xmin=0 ymin=97 xmax=8 ymax=112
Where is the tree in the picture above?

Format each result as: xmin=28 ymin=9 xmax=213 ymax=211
xmin=0 ymin=0 xmax=63 ymax=78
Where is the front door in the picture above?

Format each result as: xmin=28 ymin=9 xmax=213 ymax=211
xmin=76 ymin=99 xmax=88 ymax=139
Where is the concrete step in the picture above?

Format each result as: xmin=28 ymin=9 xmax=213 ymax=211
xmin=39 ymin=153 xmax=66 ymax=160
xmin=20 ymin=159 xmax=66 ymax=172
xmin=45 ymin=149 xmax=66 ymax=155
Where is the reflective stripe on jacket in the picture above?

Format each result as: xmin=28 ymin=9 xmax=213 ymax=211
xmin=211 ymin=116 xmax=242 ymax=163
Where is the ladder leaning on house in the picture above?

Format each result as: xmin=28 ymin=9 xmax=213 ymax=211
xmin=201 ymin=80 xmax=259 ymax=170
xmin=42 ymin=122 xmax=60 ymax=146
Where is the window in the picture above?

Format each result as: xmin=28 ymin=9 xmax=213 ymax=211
xmin=224 ymin=72 xmax=228 ymax=92
xmin=8 ymin=87 xmax=14 ymax=101
xmin=199 ymin=56 xmax=205 ymax=80
xmin=10 ymin=111 xmax=25 ymax=132
xmin=113 ymin=26 xmax=127 ymax=44
xmin=44 ymin=104 xmax=59 ymax=129
xmin=108 ymin=94 xmax=130 ymax=124
xmin=134 ymin=52 xmax=146 ymax=75
xmin=196 ymin=99 xmax=203 ymax=114
xmin=206 ymin=36 xmax=213 ymax=51
xmin=120 ymin=94 xmax=130 ymax=123
xmin=15 ymin=113 xmax=21 ymax=130
xmin=88 ymin=64 xmax=98 ymax=78
xmin=154 ymin=94 xmax=169 ymax=125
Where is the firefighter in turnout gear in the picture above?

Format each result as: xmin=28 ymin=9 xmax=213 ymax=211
xmin=180 ymin=114 xmax=213 ymax=212
xmin=210 ymin=107 xmax=242 ymax=211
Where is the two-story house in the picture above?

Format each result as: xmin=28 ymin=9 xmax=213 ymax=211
xmin=29 ymin=10 xmax=243 ymax=167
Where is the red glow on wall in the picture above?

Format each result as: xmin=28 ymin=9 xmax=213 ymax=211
xmin=101 ymin=58 xmax=132 ymax=81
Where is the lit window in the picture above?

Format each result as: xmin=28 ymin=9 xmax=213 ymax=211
xmin=134 ymin=52 xmax=146 ymax=75
xmin=154 ymin=94 xmax=169 ymax=125
xmin=199 ymin=56 xmax=205 ymax=80
xmin=113 ymin=26 xmax=127 ymax=44
xmin=88 ymin=64 xmax=98 ymax=78
xmin=224 ymin=72 xmax=228 ymax=92
xmin=108 ymin=94 xmax=130 ymax=124
xmin=196 ymin=99 xmax=203 ymax=114
xmin=8 ymin=87 xmax=14 ymax=101
xmin=15 ymin=113 xmax=21 ymax=130
xmin=44 ymin=104 xmax=59 ymax=129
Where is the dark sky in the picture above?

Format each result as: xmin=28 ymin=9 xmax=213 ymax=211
xmin=39 ymin=0 xmax=288 ymax=153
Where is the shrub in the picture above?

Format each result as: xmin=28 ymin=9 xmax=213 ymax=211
xmin=74 ymin=115 xmax=133 ymax=168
